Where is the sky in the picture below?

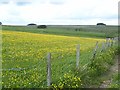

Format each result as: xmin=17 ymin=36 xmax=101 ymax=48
xmin=0 ymin=0 xmax=119 ymax=25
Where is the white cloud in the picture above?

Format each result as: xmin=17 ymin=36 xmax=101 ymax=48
xmin=0 ymin=0 xmax=119 ymax=25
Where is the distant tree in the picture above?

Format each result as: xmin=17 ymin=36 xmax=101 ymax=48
xmin=75 ymin=29 xmax=77 ymax=31
xmin=97 ymin=23 xmax=106 ymax=26
xmin=0 ymin=22 xmax=2 ymax=25
xmin=75 ymin=28 xmax=80 ymax=31
xmin=27 ymin=23 xmax=37 ymax=26
xmin=37 ymin=25 xmax=47 ymax=29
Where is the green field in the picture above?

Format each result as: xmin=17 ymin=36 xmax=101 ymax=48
xmin=1 ymin=25 xmax=119 ymax=88
xmin=2 ymin=25 xmax=118 ymax=38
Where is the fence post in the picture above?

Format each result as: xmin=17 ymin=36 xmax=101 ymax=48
xmin=106 ymin=38 xmax=109 ymax=48
xmin=47 ymin=52 xmax=51 ymax=87
xmin=92 ymin=41 xmax=98 ymax=60
xmin=113 ymin=37 xmax=116 ymax=46
xmin=114 ymin=37 xmax=118 ymax=45
xmin=101 ymin=42 xmax=105 ymax=52
xmin=110 ymin=38 xmax=114 ymax=47
xmin=76 ymin=44 xmax=80 ymax=69
xmin=109 ymin=38 xmax=111 ymax=47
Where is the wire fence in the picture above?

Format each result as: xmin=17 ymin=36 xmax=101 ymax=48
xmin=1 ymin=37 xmax=118 ymax=88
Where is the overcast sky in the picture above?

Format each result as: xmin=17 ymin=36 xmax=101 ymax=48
xmin=0 ymin=0 xmax=119 ymax=25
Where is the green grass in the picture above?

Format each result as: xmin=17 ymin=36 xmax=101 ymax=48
xmin=109 ymin=73 xmax=120 ymax=88
xmin=2 ymin=25 xmax=118 ymax=39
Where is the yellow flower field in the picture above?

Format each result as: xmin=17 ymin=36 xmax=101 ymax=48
xmin=2 ymin=30 xmax=105 ymax=88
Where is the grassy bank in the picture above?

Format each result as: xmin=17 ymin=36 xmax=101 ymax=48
xmin=51 ymin=46 xmax=118 ymax=88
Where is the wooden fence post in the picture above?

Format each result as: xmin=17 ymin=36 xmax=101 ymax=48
xmin=76 ymin=44 xmax=80 ymax=69
xmin=109 ymin=38 xmax=111 ymax=47
xmin=111 ymin=38 xmax=114 ymax=46
xmin=106 ymin=38 xmax=109 ymax=48
xmin=114 ymin=37 xmax=118 ymax=45
xmin=47 ymin=52 xmax=51 ymax=87
xmin=113 ymin=37 xmax=116 ymax=46
xmin=92 ymin=41 xmax=98 ymax=60
xmin=101 ymin=42 xmax=105 ymax=52
xmin=110 ymin=38 xmax=114 ymax=47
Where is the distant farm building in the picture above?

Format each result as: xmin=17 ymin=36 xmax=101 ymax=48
xmin=97 ymin=23 xmax=106 ymax=26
